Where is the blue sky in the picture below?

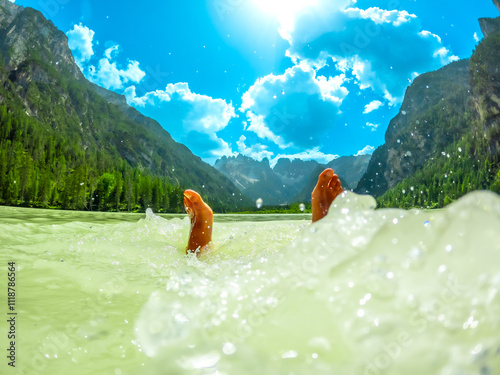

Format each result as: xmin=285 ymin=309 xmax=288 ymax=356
xmin=14 ymin=0 xmax=500 ymax=165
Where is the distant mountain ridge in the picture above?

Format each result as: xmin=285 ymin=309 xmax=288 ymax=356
xmin=0 ymin=0 xmax=250 ymax=212
xmin=292 ymin=154 xmax=371 ymax=203
xmin=214 ymin=154 xmax=370 ymax=205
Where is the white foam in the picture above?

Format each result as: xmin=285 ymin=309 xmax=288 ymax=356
xmin=135 ymin=191 xmax=500 ymax=374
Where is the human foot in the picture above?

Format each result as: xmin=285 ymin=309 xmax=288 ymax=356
xmin=311 ymin=168 xmax=343 ymax=222
xmin=184 ymin=189 xmax=213 ymax=255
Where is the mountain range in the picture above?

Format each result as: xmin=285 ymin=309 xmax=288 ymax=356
xmin=1 ymin=0 xmax=499 ymax=212
xmin=214 ymin=154 xmax=370 ymax=205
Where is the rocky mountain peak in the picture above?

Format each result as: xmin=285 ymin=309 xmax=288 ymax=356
xmin=273 ymin=158 xmax=320 ymax=178
xmin=0 ymin=0 xmax=22 ymax=28
xmin=0 ymin=0 xmax=82 ymax=81
xmin=479 ymin=0 xmax=500 ymax=38
xmin=356 ymin=59 xmax=472 ymax=197
xmin=215 ymin=154 xmax=370 ymax=204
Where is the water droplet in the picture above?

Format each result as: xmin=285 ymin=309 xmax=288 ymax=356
xmin=222 ymin=342 xmax=236 ymax=355
xmin=256 ymin=198 xmax=263 ymax=209
xmin=404 ymin=247 xmax=424 ymax=269
xmin=282 ymin=350 xmax=298 ymax=359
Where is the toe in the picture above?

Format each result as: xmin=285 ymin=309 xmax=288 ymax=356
xmin=184 ymin=190 xmax=199 ymax=218
xmin=318 ymin=168 xmax=334 ymax=186
xmin=327 ymin=173 xmax=339 ymax=190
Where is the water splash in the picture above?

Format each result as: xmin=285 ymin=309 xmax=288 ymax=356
xmin=134 ymin=191 xmax=500 ymax=374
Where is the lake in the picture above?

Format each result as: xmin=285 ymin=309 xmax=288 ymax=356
xmin=1 ymin=191 xmax=499 ymax=374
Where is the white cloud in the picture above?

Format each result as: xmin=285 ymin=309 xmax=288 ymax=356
xmin=419 ymin=30 xmax=459 ymax=64
xmin=474 ymin=32 xmax=480 ymax=43
xmin=356 ymin=145 xmax=375 ymax=156
xmin=278 ymin=1 xmax=459 ymax=104
xmin=125 ymin=83 xmax=237 ymax=161
xmin=237 ymin=135 xmax=274 ymax=161
xmin=66 ymin=25 xmax=145 ymax=91
xmin=365 ymin=122 xmax=379 ymax=131
xmin=90 ymin=58 xmax=145 ymax=90
xmin=363 ymin=100 xmax=383 ymax=114
xmin=270 ymin=148 xmax=339 ymax=167
xmin=344 ymin=7 xmax=416 ymax=27
xmin=67 ymin=24 xmax=95 ymax=68
xmin=126 ymin=82 xmax=236 ymax=133
xmin=240 ymin=64 xmax=348 ymax=148
xmin=243 ymin=112 xmax=291 ymax=149
xmin=104 ymin=44 xmax=120 ymax=59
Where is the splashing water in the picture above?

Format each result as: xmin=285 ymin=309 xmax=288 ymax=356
xmin=1 ymin=191 xmax=500 ymax=375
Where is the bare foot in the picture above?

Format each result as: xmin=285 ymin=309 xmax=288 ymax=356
xmin=311 ymin=168 xmax=343 ymax=222
xmin=184 ymin=189 xmax=213 ymax=255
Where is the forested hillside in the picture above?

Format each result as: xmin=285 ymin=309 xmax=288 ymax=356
xmin=0 ymin=0 xmax=249 ymax=213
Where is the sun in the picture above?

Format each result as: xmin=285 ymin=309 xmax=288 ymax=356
xmin=251 ymin=0 xmax=319 ymax=38
xmin=252 ymin=0 xmax=318 ymax=22
xmin=252 ymin=0 xmax=317 ymax=16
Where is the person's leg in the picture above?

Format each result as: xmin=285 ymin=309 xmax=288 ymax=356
xmin=311 ymin=168 xmax=343 ymax=222
xmin=184 ymin=189 xmax=213 ymax=255
xmin=184 ymin=169 xmax=342 ymax=255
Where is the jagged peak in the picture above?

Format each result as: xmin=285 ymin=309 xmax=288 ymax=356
xmin=479 ymin=17 xmax=500 ymax=38
xmin=0 ymin=0 xmax=23 ymax=28
xmin=478 ymin=0 xmax=500 ymax=38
